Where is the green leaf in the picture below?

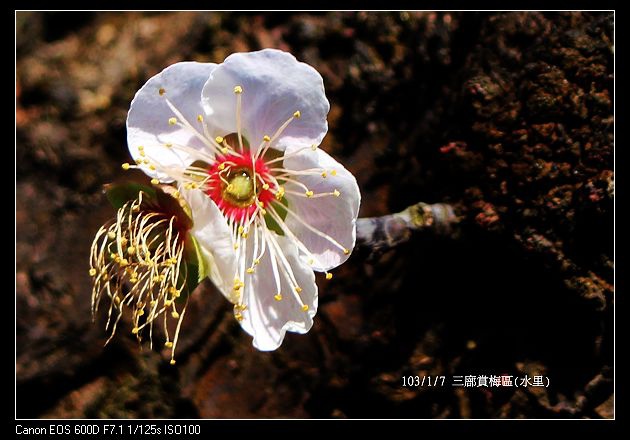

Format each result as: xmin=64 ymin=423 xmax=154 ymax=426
xmin=180 ymin=234 xmax=209 ymax=297
xmin=264 ymin=196 xmax=289 ymax=236
xmin=104 ymin=182 xmax=156 ymax=209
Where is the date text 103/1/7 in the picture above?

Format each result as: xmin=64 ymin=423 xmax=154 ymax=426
xmin=402 ymin=376 xmax=447 ymax=387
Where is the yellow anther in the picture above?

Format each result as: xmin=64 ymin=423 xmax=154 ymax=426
xmin=129 ymin=277 xmax=138 ymax=284
xmin=238 ymin=226 xmax=244 ymax=234
xmin=262 ymin=183 xmax=270 ymax=190
xmin=165 ymin=341 xmax=173 ymax=348
xmin=333 ymin=189 xmax=340 ymax=197
xmin=127 ymin=246 xmax=136 ymax=255
xmin=326 ymin=272 xmax=333 ymax=280
xmin=308 ymin=258 xmax=314 ymax=265
xmin=171 ymin=311 xmax=180 ymax=319
xmin=122 ymin=162 xmax=130 ymax=170
xmin=89 ymin=268 xmax=97 ymax=276
xmin=168 ymin=117 xmax=177 ymax=125
xmin=343 ymin=248 xmax=350 ymax=255
xmin=263 ymin=135 xmax=271 ymax=142
xmin=305 ymin=190 xmax=314 ymax=198
xmin=197 ymin=114 xmax=203 ymax=122
xmin=241 ymin=232 xmax=248 ymax=239
xmin=131 ymin=327 xmax=139 ymax=334
xmin=246 ymin=267 xmax=255 ymax=274
xmin=120 ymin=259 xmax=129 ymax=267
xmin=233 ymin=243 xmax=239 ymax=250
xmin=215 ymin=136 xmax=224 ymax=144
xmin=159 ymin=274 xmax=166 ymax=282
xmin=150 ymin=300 xmax=156 ymax=307
xmin=253 ymin=258 xmax=260 ymax=265
xmin=234 ymin=85 xmax=243 ymax=94
xmin=159 ymin=87 xmax=165 ymax=96
xmin=331 ymin=170 xmax=337 ymax=176
xmin=274 ymin=293 xmax=282 ymax=301
xmin=311 ymin=144 xmax=317 ymax=151
xmin=165 ymin=299 xmax=173 ymax=307
xmin=301 ymin=304 xmax=309 ymax=311
xmin=221 ymin=147 xmax=229 ymax=155
xmin=149 ymin=165 xmax=156 ymax=171
xmin=170 ymin=359 xmax=176 ymax=365
xmin=260 ymin=209 xmax=267 ymax=215
xmin=103 ymin=274 xmax=110 ymax=281
xmin=108 ymin=231 xmax=116 ymax=240
xmin=218 ymin=163 xmax=226 ymax=170
xmin=295 ymin=286 xmax=303 ymax=293
xmin=120 ymin=237 xmax=128 ymax=246
xmin=173 ymin=191 xmax=180 ymax=198
xmin=137 ymin=309 xmax=144 ymax=316
xmin=189 ymin=182 xmax=198 ymax=190
xmin=165 ymin=142 xmax=173 ymax=148
xmin=235 ymin=312 xmax=243 ymax=321
xmin=321 ymin=171 xmax=327 ymax=178
xmin=151 ymin=178 xmax=159 ymax=185
xmin=139 ymin=151 xmax=146 ymax=158
xmin=138 ymin=145 xmax=144 ymax=151
xmin=132 ymin=205 xmax=140 ymax=212
xmin=293 ymin=110 xmax=301 ymax=118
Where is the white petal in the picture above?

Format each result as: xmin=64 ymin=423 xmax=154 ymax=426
xmin=181 ymin=187 xmax=238 ymax=302
xmin=281 ymin=144 xmax=361 ymax=271
xmin=201 ymin=49 xmax=329 ymax=154
xmin=127 ymin=62 xmax=217 ymax=181
xmin=238 ymin=231 xmax=318 ymax=351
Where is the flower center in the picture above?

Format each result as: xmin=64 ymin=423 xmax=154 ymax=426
xmin=207 ymin=152 xmax=276 ymax=224
xmin=223 ymin=169 xmax=255 ymax=206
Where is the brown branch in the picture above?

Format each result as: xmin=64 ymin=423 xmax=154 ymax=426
xmin=356 ymin=202 xmax=459 ymax=255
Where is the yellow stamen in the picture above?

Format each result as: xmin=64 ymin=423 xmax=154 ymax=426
xmin=159 ymin=88 xmax=165 ymax=96
xmin=168 ymin=117 xmax=177 ymax=125
xmin=274 ymin=293 xmax=282 ymax=301
xmin=301 ymin=305 xmax=309 ymax=311
xmin=122 ymin=163 xmax=130 ymax=170
xmin=293 ymin=110 xmax=301 ymax=118
xmin=326 ymin=272 xmax=333 ymax=280
xmin=234 ymin=85 xmax=243 ymax=94
xmin=151 ymin=178 xmax=159 ymax=185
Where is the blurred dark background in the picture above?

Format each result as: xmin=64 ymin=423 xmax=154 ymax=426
xmin=16 ymin=11 xmax=613 ymax=418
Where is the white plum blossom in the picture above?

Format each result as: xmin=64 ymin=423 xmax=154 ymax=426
xmin=124 ymin=49 xmax=361 ymax=350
